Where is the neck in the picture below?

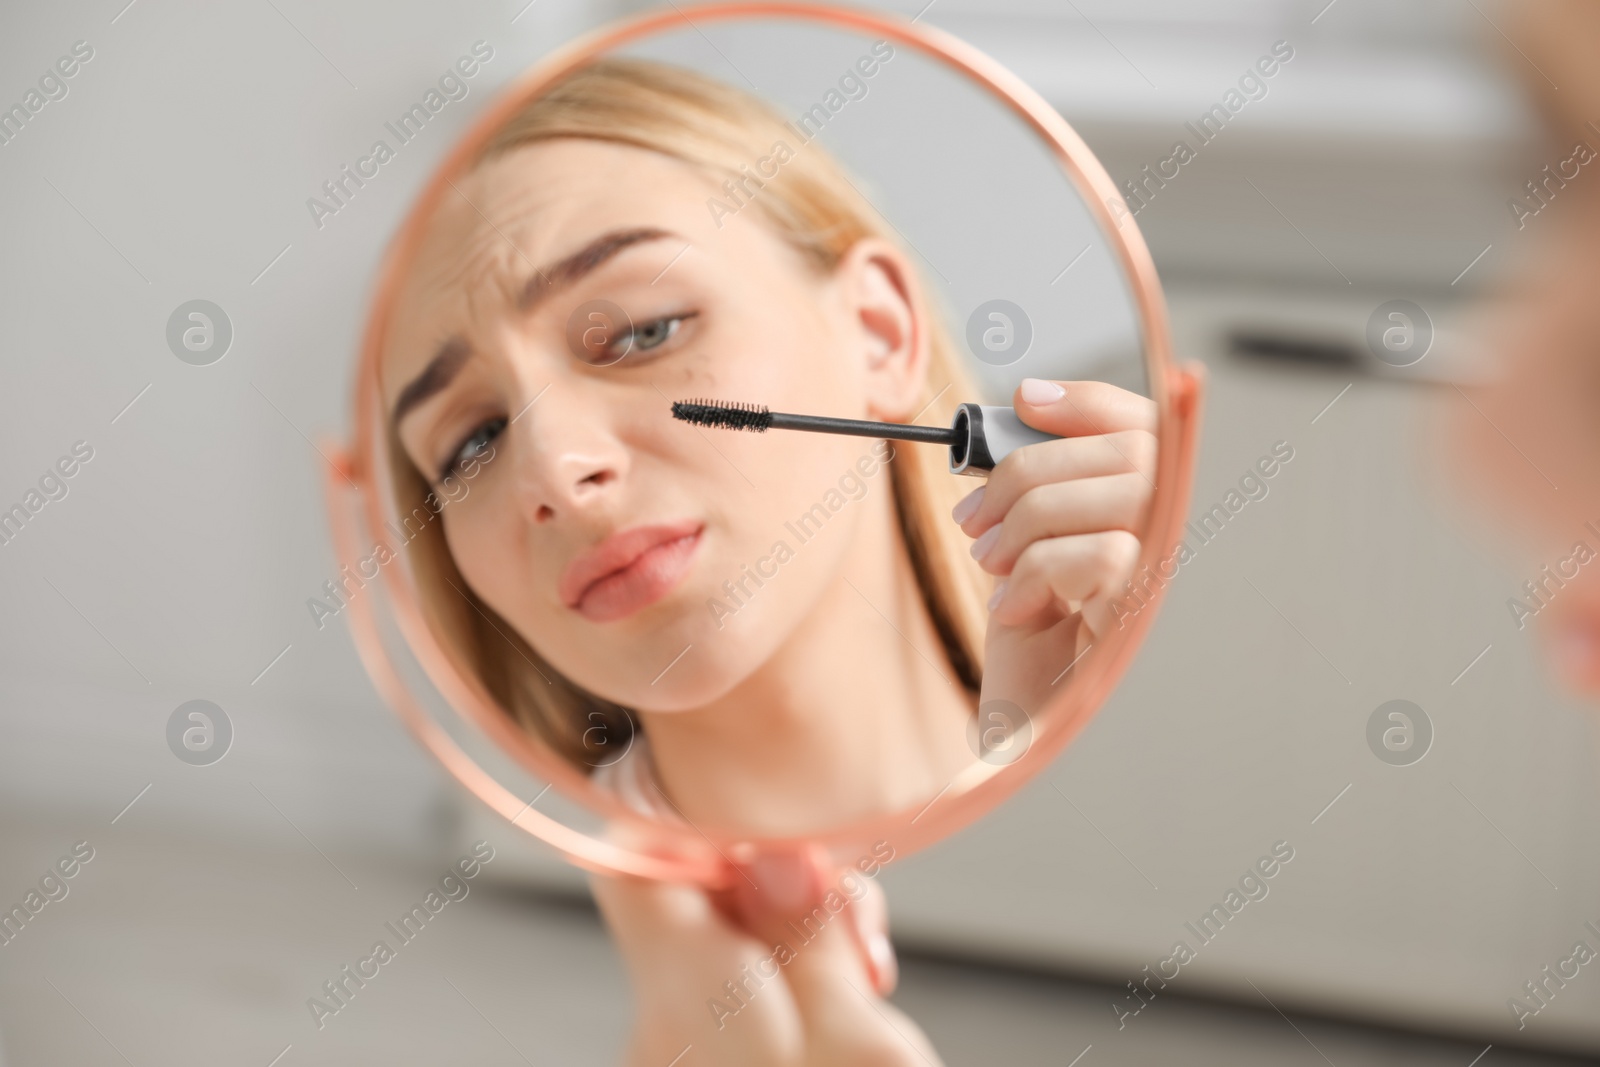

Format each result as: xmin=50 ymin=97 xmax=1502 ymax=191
xmin=640 ymin=492 xmax=976 ymax=836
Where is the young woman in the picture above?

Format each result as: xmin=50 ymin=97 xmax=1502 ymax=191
xmin=379 ymin=58 xmax=1156 ymax=1064
xmin=1443 ymin=0 xmax=1600 ymax=697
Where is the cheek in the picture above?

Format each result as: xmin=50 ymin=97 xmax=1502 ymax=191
xmin=691 ymin=249 xmax=859 ymax=408
xmin=442 ymin=489 xmax=537 ymax=618
xmin=687 ymin=286 xmax=880 ymax=563
xmin=668 ymin=294 xmax=865 ymax=500
xmin=689 ymin=384 xmax=868 ymax=542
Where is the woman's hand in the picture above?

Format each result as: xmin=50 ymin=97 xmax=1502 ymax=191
xmin=591 ymin=847 xmax=940 ymax=1067
xmin=954 ymin=378 xmax=1158 ymax=713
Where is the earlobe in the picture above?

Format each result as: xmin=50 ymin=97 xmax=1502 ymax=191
xmin=837 ymin=237 xmax=930 ymax=421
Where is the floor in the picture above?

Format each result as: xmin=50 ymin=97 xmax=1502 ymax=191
xmin=0 ymin=819 xmax=1591 ymax=1067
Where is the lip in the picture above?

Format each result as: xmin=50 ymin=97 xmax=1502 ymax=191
xmin=559 ymin=520 xmax=704 ymax=623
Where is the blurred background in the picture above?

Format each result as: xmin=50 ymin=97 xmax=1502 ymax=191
xmin=1 ymin=1 xmax=1596 ymax=1064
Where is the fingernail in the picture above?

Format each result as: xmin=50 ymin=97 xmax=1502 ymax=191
xmin=1020 ymin=378 xmax=1065 ymax=405
xmin=951 ymin=486 xmax=984 ymax=525
xmin=970 ymin=524 xmax=1001 ymax=562
xmin=987 ymin=580 xmax=1008 ymax=610
xmin=867 ymin=932 xmax=898 ymax=995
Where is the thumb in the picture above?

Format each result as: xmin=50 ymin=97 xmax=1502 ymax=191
xmin=728 ymin=846 xmax=895 ymax=997
xmin=591 ymin=870 xmax=805 ymax=1060
xmin=591 ymin=870 xmax=759 ymax=991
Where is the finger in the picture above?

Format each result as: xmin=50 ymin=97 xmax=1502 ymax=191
xmin=730 ymin=856 xmax=929 ymax=1064
xmin=729 ymin=847 xmax=880 ymax=994
xmin=729 ymin=850 xmax=884 ymax=1000
xmin=990 ymin=530 xmax=1141 ymax=633
xmin=591 ymin=871 xmax=805 ymax=1059
xmin=728 ymin=845 xmax=828 ymax=944
xmin=779 ymin=898 xmax=913 ymax=1062
xmin=778 ymin=889 xmax=880 ymax=998
xmin=848 ymin=876 xmax=898 ymax=996
xmin=970 ymin=473 xmax=1151 ymax=577
xmin=786 ymin=966 xmax=939 ymax=1067
xmin=591 ymin=870 xmax=759 ymax=981
xmin=1013 ymin=378 xmax=1158 ymax=439
xmin=953 ymin=429 xmax=1156 ymax=538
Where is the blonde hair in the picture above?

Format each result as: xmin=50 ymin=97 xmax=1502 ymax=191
xmin=391 ymin=58 xmax=989 ymax=769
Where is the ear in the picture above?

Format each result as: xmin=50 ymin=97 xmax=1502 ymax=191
xmin=831 ymin=237 xmax=931 ymax=422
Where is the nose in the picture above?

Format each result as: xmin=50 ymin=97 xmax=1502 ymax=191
xmin=508 ymin=386 xmax=628 ymax=525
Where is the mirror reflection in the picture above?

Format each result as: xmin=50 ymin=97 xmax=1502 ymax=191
xmin=372 ymin=27 xmax=1159 ymax=839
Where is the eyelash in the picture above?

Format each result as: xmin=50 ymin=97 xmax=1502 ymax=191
xmin=437 ymin=416 xmax=505 ymax=485
xmin=429 ymin=311 xmax=698 ymax=483
xmin=608 ymin=310 xmax=698 ymax=361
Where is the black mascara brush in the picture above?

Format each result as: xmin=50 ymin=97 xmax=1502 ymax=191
xmin=671 ymin=399 xmax=1057 ymax=476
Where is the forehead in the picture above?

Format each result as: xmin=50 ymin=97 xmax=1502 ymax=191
xmin=382 ymin=139 xmax=732 ymax=388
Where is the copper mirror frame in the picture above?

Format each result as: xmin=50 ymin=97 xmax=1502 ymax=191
xmin=324 ymin=0 xmax=1205 ymax=889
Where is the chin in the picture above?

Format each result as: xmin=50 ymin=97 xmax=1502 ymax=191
xmin=607 ymin=651 xmax=758 ymax=714
xmin=625 ymin=603 xmax=795 ymax=713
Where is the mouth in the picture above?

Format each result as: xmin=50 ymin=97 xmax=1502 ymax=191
xmin=559 ymin=520 xmax=704 ymax=623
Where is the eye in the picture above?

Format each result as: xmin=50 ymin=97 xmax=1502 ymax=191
xmin=437 ymin=416 xmax=505 ymax=484
xmin=607 ymin=311 xmax=698 ymax=361
xmin=633 ymin=315 xmax=682 ymax=350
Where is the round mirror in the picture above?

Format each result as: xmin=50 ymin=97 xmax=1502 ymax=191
xmin=327 ymin=2 xmax=1200 ymax=887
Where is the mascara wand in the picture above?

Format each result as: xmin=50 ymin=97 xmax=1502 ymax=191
xmin=671 ymin=399 xmax=1057 ymax=477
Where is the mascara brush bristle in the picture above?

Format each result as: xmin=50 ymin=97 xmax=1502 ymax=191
xmin=672 ymin=399 xmax=773 ymax=432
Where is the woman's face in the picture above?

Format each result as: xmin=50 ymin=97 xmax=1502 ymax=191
xmin=381 ymin=138 xmax=927 ymax=711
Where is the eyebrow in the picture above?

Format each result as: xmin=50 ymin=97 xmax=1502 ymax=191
xmin=392 ymin=335 xmax=472 ymax=427
xmin=518 ymin=225 xmax=674 ymax=313
xmin=391 ymin=226 xmax=677 ymax=426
